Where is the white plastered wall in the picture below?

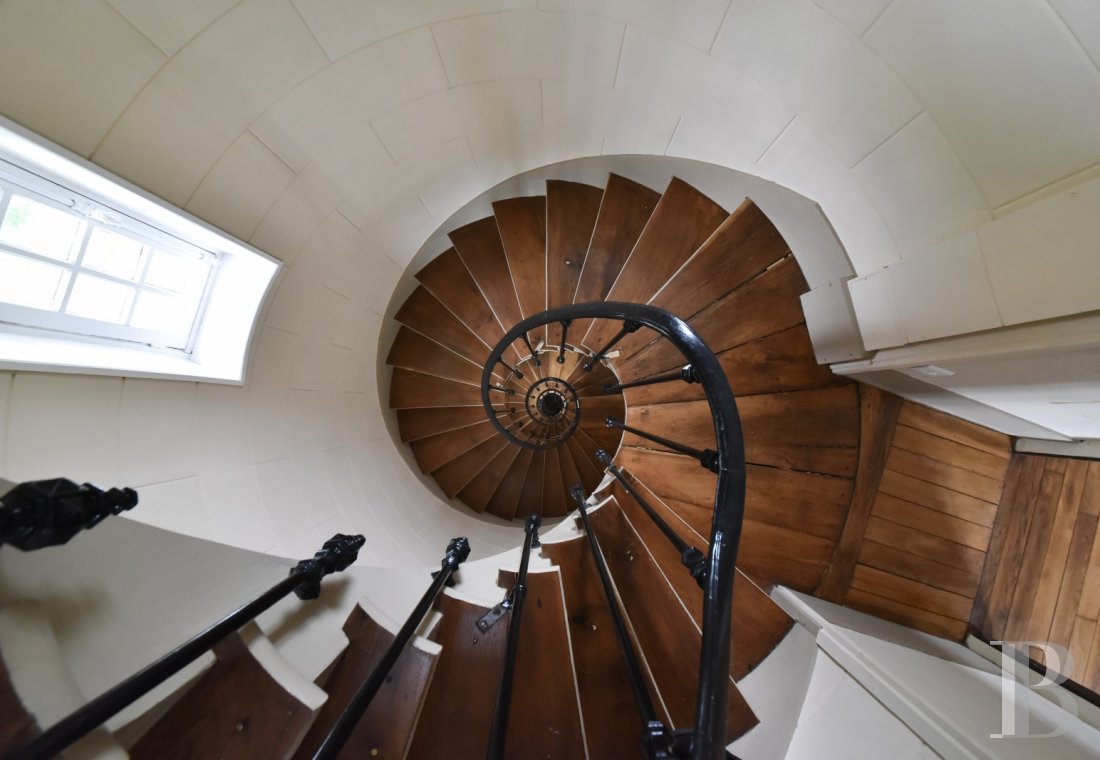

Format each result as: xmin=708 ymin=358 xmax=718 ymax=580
xmin=0 ymin=0 xmax=1099 ymax=562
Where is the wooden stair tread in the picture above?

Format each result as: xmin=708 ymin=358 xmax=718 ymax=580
xmin=409 ymin=420 xmax=499 ymax=474
xmin=432 ymin=433 xmax=511 ymax=499
xmin=486 ymin=447 xmax=535 ymax=520
xmin=582 ymin=178 xmax=727 ymax=351
xmin=495 ymin=568 xmax=587 ymax=759
xmin=541 ymin=536 xmax=652 ymax=760
xmin=293 ymin=606 xmax=435 ymax=760
xmin=406 ymin=595 xmax=507 ymax=759
xmin=571 ymin=174 xmax=661 ymax=347
xmin=540 ymin=447 xmax=568 ymax=518
xmin=493 ymin=196 xmax=547 ymax=331
xmin=387 ymin=326 xmax=484 ymax=386
xmin=459 ymin=443 xmax=524 ymax=513
xmin=449 ymin=217 xmax=525 ymax=336
xmin=585 ymin=499 xmax=758 ymax=741
xmin=398 ymin=406 xmax=500 ymax=442
xmin=395 ymin=286 xmax=493 ymax=368
xmin=546 ymin=180 xmax=603 ymax=348
xmin=130 ymin=633 xmax=315 ymax=760
xmin=516 ymin=451 xmax=546 ymax=518
xmin=416 ymin=247 xmax=520 ymax=363
xmin=390 ymin=369 xmax=483 ymax=409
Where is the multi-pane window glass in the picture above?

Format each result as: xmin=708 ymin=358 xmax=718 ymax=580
xmin=0 ymin=180 xmax=214 ymax=350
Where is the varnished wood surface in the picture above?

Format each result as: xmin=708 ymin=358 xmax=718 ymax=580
xmin=416 ymin=247 xmax=520 ymax=363
xmin=432 ymin=434 xmax=511 ymax=498
xmin=835 ymin=401 xmax=1012 ymax=641
xmin=449 ymin=217 xmax=525 ymax=336
xmin=546 ymin=180 xmax=602 ymax=348
xmin=406 ymin=595 xmax=507 ymax=759
xmin=395 ymin=286 xmax=493 ymax=368
xmin=398 ymin=406 xmax=498 ymax=442
xmin=540 ymin=447 xmax=568 ymax=518
xmin=586 ymin=500 xmax=758 ymax=741
xmin=459 ymin=443 xmax=522 ymax=513
xmin=973 ymin=454 xmax=1100 ymax=691
xmin=386 ymin=326 xmax=483 ymax=385
xmin=571 ymin=173 xmax=660 ymax=348
xmin=517 ymin=450 xmax=546 ymax=518
xmin=130 ymin=634 xmax=315 ymax=760
xmin=582 ymin=178 xmax=726 ymax=352
xmin=493 ymin=196 xmax=546 ymax=337
xmin=389 ymin=368 xmax=483 ymax=409
xmin=486 ymin=447 xmax=534 ymax=520
xmin=495 ymin=568 xmax=587 ymax=759
xmin=293 ymin=606 xmax=436 ymax=760
xmin=541 ymin=536 xmax=652 ymax=760
xmin=409 ymin=420 xmax=498 ymax=474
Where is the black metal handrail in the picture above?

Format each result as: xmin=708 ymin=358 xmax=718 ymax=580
xmin=481 ymin=302 xmax=747 ymax=760
xmin=312 ymin=536 xmax=471 ymax=760
xmin=485 ymin=515 xmax=541 ymax=760
xmin=11 ymin=533 xmax=366 ymax=760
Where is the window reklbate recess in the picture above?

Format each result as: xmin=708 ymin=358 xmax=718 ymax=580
xmin=0 ymin=117 xmax=279 ymax=383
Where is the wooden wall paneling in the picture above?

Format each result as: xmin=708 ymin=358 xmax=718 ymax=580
xmin=390 ymin=369 xmax=484 ymax=409
xmin=292 ymin=606 xmax=436 ymax=760
xmin=884 ymin=448 xmax=1005 ymax=504
xmin=582 ymin=178 xmax=727 ymax=351
xmin=495 ymin=568 xmax=587 ymax=759
xmin=571 ymin=174 xmax=660 ymax=349
xmin=896 ymin=403 xmax=1011 ymax=457
xmin=546 ymin=181 xmax=603 ymax=348
xmin=130 ymin=634 xmax=316 ymax=760
xmin=586 ymin=501 xmax=758 ymax=740
xmin=416 ymin=248 xmax=520 ymax=363
xmin=386 ymin=327 xmax=484 ymax=385
xmin=541 ymin=537 xmax=650 ymax=760
xmin=818 ymin=385 xmax=902 ymax=603
xmin=871 ymin=493 xmax=992 ymax=552
xmin=406 ymin=595 xmax=507 ymax=759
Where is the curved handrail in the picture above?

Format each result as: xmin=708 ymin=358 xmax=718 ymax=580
xmin=480 ymin=302 xmax=746 ymax=760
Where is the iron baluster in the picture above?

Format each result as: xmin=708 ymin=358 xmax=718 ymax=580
xmin=556 ymin=320 xmax=572 ymax=364
xmin=484 ymin=515 xmax=541 ymax=760
xmin=521 ymin=332 xmax=541 ymax=367
xmin=597 ymin=450 xmax=708 ymax=588
xmin=604 ymin=365 xmax=700 ymax=394
xmin=11 ymin=534 xmax=366 ymax=760
xmin=605 ymin=418 xmax=719 ymax=474
xmin=312 ymin=537 xmax=472 ymax=760
xmin=583 ymin=320 xmax=640 ymax=371
xmin=497 ymin=357 xmax=524 ymax=380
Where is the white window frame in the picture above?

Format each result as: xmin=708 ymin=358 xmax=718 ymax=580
xmin=0 ymin=116 xmax=280 ymax=384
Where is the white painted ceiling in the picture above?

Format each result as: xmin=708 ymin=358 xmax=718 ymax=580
xmin=0 ymin=0 xmax=1098 ymax=562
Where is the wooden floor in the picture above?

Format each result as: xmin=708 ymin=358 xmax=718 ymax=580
xmin=822 ymin=393 xmax=1100 ymax=695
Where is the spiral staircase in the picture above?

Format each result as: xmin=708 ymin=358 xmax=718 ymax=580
xmin=2 ymin=172 xmax=866 ymax=759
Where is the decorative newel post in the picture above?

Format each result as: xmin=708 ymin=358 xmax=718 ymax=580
xmin=0 ymin=477 xmax=138 ymax=551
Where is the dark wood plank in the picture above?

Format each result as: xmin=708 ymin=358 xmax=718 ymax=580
xmin=856 ymin=540 xmax=981 ymax=598
xmin=851 ymin=564 xmax=972 ymax=621
xmin=486 ymin=448 xmax=534 ymax=520
xmin=613 ymin=199 xmax=789 ymax=362
xmin=818 ymin=384 xmax=903 ymax=604
xmin=739 ymin=518 xmax=837 ymax=592
xmin=611 ymin=478 xmax=794 ymax=680
xmin=1081 ymin=461 xmax=1100 ymax=516
xmin=494 ymin=568 xmax=586 ymax=759
xmin=1048 ymin=513 xmax=1098 ymax=661
xmin=416 ymin=247 xmax=520 ymax=363
xmin=406 ymin=595 xmax=507 ymax=760
xmin=395 ymin=286 xmax=493 ymax=368
xmin=493 ymin=196 xmax=546 ymax=342
xmin=450 ymin=216 xmax=524 ymax=335
xmin=586 ymin=501 xmax=758 ymax=740
xmin=557 ymin=440 xmax=583 ymax=495
xmin=459 ymin=443 xmax=523 ymax=513
xmin=863 ymin=515 xmax=987 ymax=575
xmin=398 ymin=406 xmax=498 ymax=442
xmin=897 ymin=403 xmax=1011 ymax=459
xmin=131 ymin=633 xmax=315 ymax=760
xmin=885 ymin=447 xmax=1005 ymax=504
xmin=293 ymin=606 xmax=436 ymax=760
xmin=971 ymin=454 xmax=1046 ymax=637
xmin=582 ymin=177 xmax=726 ymax=351
xmin=1004 ymin=468 xmax=1065 ymax=641
xmin=616 ymin=447 xmax=717 ymax=507
xmin=744 ymin=466 xmax=852 ymax=542
xmin=546 ymin=180 xmax=602 ymax=348
xmin=541 ymin=537 xmax=651 ymax=760
xmin=617 ymin=256 xmax=807 ymax=383
xmin=1077 ymin=506 xmax=1100 ymax=620
xmin=541 ymin=447 xmax=567 ymax=518
xmin=1028 ymin=459 xmax=1089 ymax=641
xmin=891 ymin=424 xmax=1011 ymax=482
xmin=879 ymin=468 xmax=999 ymax=527
xmin=516 ymin=451 xmax=546 ymax=519
xmin=872 ymin=493 xmax=992 ymax=551
xmin=386 ymin=326 xmax=483 ymax=385
xmin=571 ymin=174 xmax=660 ymax=348
xmin=390 ymin=368 xmax=483 ymax=409
xmin=409 ymin=420 xmax=498 ymax=474
xmin=847 ymin=588 xmax=969 ymax=641
xmin=433 ymin=434 xmax=511 ymax=499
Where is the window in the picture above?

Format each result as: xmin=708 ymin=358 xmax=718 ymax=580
xmin=0 ymin=116 xmax=279 ymax=383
